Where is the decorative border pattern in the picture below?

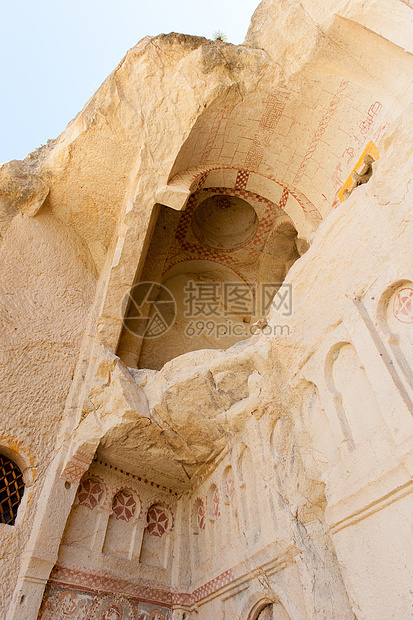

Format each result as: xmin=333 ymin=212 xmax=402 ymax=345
xmin=93 ymin=459 xmax=180 ymax=497
xmin=245 ymin=91 xmax=288 ymax=171
xmin=48 ymin=563 xmax=236 ymax=608
xmin=162 ymin=185 xmax=289 ymax=277
xmin=235 ymin=169 xmax=250 ymax=190
xmin=77 ymin=476 xmax=106 ymax=511
xmin=293 ymin=80 xmax=349 ymax=186
xmin=62 ymin=445 xmax=96 ymax=485
xmin=172 ymin=165 xmax=322 ymax=221
xmin=48 ymin=564 xmax=173 ymax=607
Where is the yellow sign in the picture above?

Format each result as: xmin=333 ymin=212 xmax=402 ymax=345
xmin=338 ymin=141 xmax=379 ymax=202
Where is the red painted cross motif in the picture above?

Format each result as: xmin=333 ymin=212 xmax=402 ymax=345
xmin=112 ymin=490 xmax=136 ymax=522
xmin=147 ymin=505 xmax=170 ymax=537
xmin=213 ymin=489 xmax=220 ymax=518
xmin=393 ymin=287 xmax=413 ymax=324
xmin=77 ymin=477 xmax=104 ymax=510
xmin=197 ymin=503 xmax=206 ymax=531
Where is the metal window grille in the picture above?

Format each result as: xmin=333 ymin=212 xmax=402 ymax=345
xmin=0 ymin=455 xmax=25 ymax=526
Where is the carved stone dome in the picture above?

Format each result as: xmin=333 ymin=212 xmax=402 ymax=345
xmin=192 ymin=194 xmax=258 ymax=250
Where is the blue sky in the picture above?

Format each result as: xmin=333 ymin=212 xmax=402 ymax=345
xmin=0 ymin=0 xmax=260 ymax=163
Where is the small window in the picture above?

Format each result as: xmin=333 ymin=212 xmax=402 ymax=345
xmin=0 ymin=454 xmax=25 ymax=526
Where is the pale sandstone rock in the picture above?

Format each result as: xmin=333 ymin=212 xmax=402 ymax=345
xmin=0 ymin=159 xmax=49 ymax=237
xmin=2 ymin=1 xmax=413 ymax=619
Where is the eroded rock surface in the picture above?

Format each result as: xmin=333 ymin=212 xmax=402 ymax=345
xmin=2 ymin=1 xmax=413 ymax=619
xmin=0 ymin=159 xmax=49 ymax=235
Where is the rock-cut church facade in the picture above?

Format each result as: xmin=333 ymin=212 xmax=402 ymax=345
xmin=1 ymin=0 xmax=413 ymax=618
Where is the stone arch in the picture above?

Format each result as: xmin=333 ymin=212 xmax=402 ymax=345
xmin=77 ymin=474 xmax=107 ymax=510
xmin=254 ymin=602 xmax=291 ymax=619
xmin=102 ymin=488 xmax=140 ymax=559
xmin=246 ymin=598 xmax=274 ymax=620
xmin=241 ymin=590 xmax=294 ymax=620
xmin=0 ymin=444 xmax=32 ymax=485
xmin=139 ymin=502 xmax=173 ymax=569
xmin=168 ymin=166 xmax=319 ymax=238
xmin=95 ymin=34 xmax=394 ymax=354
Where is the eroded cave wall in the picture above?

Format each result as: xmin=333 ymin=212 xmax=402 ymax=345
xmin=2 ymin=0 xmax=413 ymax=618
xmin=0 ymin=206 xmax=97 ymax=608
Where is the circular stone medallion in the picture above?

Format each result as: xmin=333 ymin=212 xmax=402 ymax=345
xmin=393 ymin=287 xmax=413 ymax=324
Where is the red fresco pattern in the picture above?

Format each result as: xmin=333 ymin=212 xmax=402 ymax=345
xmin=44 ymin=563 xmax=235 ymax=610
xmin=163 ymin=185 xmax=285 ymax=277
xmin=197 ymin=502 xmax=206 ymax=531
xmin=77 ymin=477 xmax=104 ymax=511
xmin=147 ymin=505 xmax=170 ymax=537
xmin=393 ymin=287 xmax=413 ymax=324
xmin=112 ymin=490 xmax=137 ymax=522
xmin=213 ymin=488 xmax=220 ymax=518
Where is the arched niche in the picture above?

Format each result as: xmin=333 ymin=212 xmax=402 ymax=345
xmin=270 ymin=416 xmax=287 ymax=465
xmin=325 ymin=341 xmax=384 ymax=447
xmin=299 ymin=382 xmax=339 ymax=476
xmin=238 ymin=446 xmax=260 ymax=536
xmin=117 ymin=182 xmax=301 ymax=370
xmin=242 ymin=593 xmax=292 ymax=620
xmin=139 ymin=503 xmax=173 ymax=569
xmin=103 ymin=489 xmax=140 ymax=559
xmin=377 ymin=279 xmax=413 ymax=391
xmin=138 ymin=261 xmax=254 ymax=369
xmin=191 ymin=498 xmax=206 ymax=568
xmin=222 ymin=465 xmax=235 ymax=505
xmin=269 ymin=415 xmax=296 ymax=514
xmin=62 ymin=475 xmax=106 ymax=551
xmin=206 ymin=483 xmax=220 ymax=556
xmin=207 ymin=483 xmax=220 ymax=521
xmin=221 ymin=465 xmax=236 ymax=548
xmin=166 ymin=78 xmax=327 ymax=231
